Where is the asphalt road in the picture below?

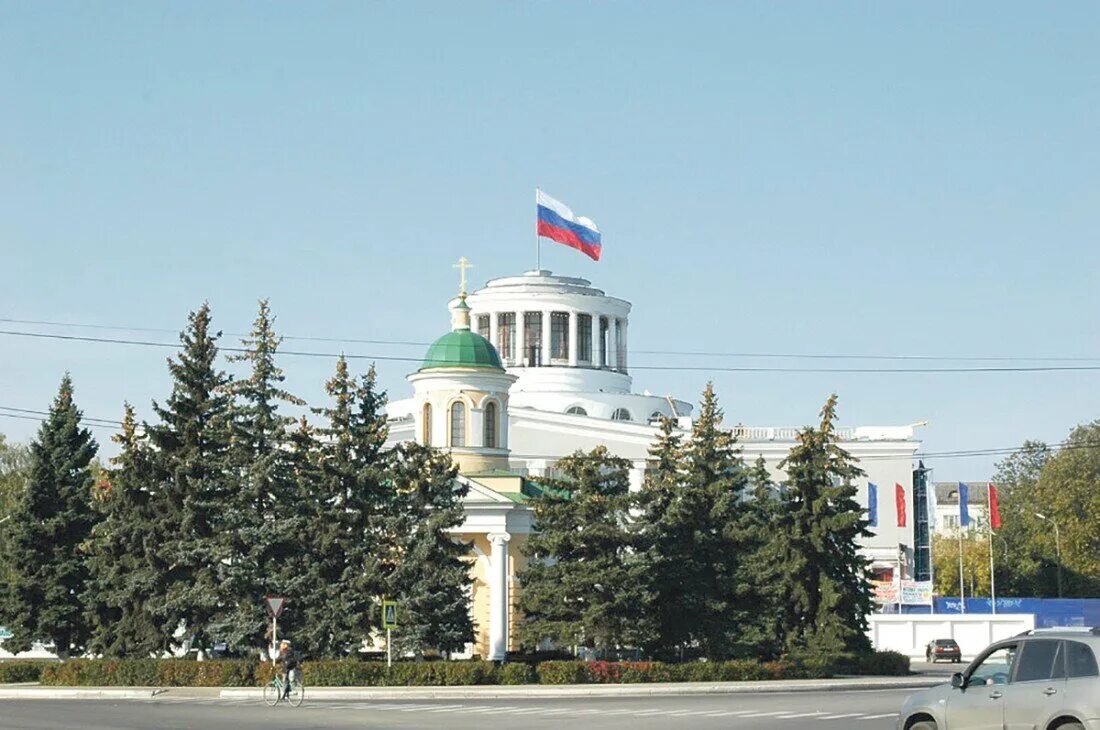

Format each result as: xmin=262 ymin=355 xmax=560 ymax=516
xmin=0 ymin=688 xmax=926 ymax=729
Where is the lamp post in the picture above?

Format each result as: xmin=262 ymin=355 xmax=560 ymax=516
xmin=1034 ymin=513 xmax=1063 ymax=598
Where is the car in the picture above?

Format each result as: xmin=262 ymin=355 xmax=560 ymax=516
xmin=926 ymin=639 xmax=962 ymax=663
xmin=898 ymin=627 xmax=1100 ymax=730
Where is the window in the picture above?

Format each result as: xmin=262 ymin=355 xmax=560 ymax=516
xmin=577 ymin=314 xmax=592 ymax=362
xmin=484 ymin=402 xmax=498 ymax=449
xmin=1067 ymin=641 xmax=1099 ymax=678
xmin=615 ymin=318 xmax=626 ymax=370
xmin=566 ymin=406 xmax=587 ymax=416
xmin=524 ymin=312 xmax=542 ymax=365
xmin=422 ymin=403 xmax=432 ymax=446
xmin=497 ymin=312 xmax=515 ymax=361
xmin=550 ymin=312 xmax=569 ymax=361
xmin=449 ymin=401 xmax=466 ymax=447
xmin=611 ymin=408 xmax=632 ymax=422
xmin=1016 ymin=640 xmax=1063 ymax=682
xmin=649 ymin=411 xmax=664 ymax=422
xmin=968 ymin=644 xmax=1017 ymax=686
xmin=599 ymin=316 xmax=609 ymax=367
xmin=476 ymin=314 xmax=490 ymax=339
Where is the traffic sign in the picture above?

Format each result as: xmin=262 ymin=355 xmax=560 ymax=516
xmin=382 ymin=600 xmax=398 ymax=629
xmin=264 ymin=595 xmax=287 ymax=618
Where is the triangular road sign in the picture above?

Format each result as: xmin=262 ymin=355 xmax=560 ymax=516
xmin=264 ymin=595 xmax=286 ymax=618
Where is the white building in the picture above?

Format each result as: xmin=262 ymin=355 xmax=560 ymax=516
xmin=932 ymin=481 xmax=990 ymax=535
xmin=382 ymin=268 xmax=926 ymax=655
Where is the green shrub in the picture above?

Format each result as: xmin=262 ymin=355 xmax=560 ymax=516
xmin=855 ymin=651 xmax=910 ymax=676
xmin=0 ymin=661 xmax=51 ymax=684
xmin=535 ymin=660 xmax=587 ymax=685
xmin=39 ymin=659 xmax=257 ymax=687
xmin=500 ymin=663 xmax=536 ymax=685
xmin=717 ymin=659 xmax=769 ymax=681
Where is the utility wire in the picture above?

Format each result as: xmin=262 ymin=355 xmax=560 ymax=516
xmin=3 ymin=329 xmax=1098 ymax=374
xmin=4 ymin=317 xmax=1098 ymax=364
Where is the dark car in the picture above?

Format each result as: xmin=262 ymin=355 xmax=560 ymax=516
xmin=927 ymin=638 xmax=962 ymax=663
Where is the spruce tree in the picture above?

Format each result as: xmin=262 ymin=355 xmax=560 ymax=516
xmin=773 ymin=394 xmax=872 ymax=655
xmin=146 ymin=303 xmax=234 ymax=654
xmin=219 ymin=299 xmax=305 ymax=653
xmin=85 ymin=404 xmax=163 ymax=656
xmin=386 ymin=442 xmax=472 ymax=658
xmin=1 ymin=375 xmax=98 ymax=657
xmin=306 ymin=358 xmax=389 ymax=657
xmin=732 ymin=455 xmax=784 ymax=658
xmin=519 ymin=446 xmax=644 ymax=654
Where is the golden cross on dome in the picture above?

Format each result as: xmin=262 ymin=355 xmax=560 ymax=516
xmin=453 ymin=256 xmax=473 ymax=296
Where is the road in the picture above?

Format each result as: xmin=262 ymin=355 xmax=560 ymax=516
xmin=0 ymin=687 xmax=929 ymax=729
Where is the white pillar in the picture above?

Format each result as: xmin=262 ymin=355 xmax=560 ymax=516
xmin=515 ymin=312 xmax=526 ymax=367
xmin=609 ymin=317 xmax=619 ymax=371
xmin=489 ymin=312 xmax=499 ymax=361
xmin=541 ymin=311 xmax=552 ymax=365
xmin=487 ymin=532 xmax=511 ymax=661
xmin=567 ymin=311 xmax=578 ymax=367
xmin=592 ymin=314 xmax=601 ymax=368
xmin=620 ymin=320 xmax=628 ymax=372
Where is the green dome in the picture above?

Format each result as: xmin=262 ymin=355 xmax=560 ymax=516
xmin=420 ymin=329 xmax=503 ymax=371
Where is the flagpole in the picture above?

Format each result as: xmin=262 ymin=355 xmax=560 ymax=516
xmin=988 ymin=485 xmax=997 ymax=614
xmin=958 ymin=522 xmax=966 ymax=614
xmin=535 ymin=187 xmax=541 ymax=271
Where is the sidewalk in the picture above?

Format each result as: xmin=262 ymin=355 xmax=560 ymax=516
xmin=0 ymin=675 xmax=944 ymax=701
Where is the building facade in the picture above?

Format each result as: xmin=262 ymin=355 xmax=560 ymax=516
xmin=386 ymin=268 xmax=925 ymax=655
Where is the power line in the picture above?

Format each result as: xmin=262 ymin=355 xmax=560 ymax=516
xmin=4 ymin=316 xmax=1098 ymax=364
xmin=0 ymin=412 xmax=119 ymax=431
xmin=0 ymin=406 xmax=121 ymax=427
xmin=4 ymin=329 xmax=1099 ymax=375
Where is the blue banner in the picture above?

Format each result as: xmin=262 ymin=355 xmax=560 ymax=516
xmin=867 ymin=483 xmax=878 ymax=527
xmin=959 ymin=482 xmax=971 ymax=527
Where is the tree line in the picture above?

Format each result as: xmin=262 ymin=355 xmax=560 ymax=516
xmin=518 ymin=386 xmax=875 ymax=662
xmin=0 ymin=302 xmax=471 ymax=659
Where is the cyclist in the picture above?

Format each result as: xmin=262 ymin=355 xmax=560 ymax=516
xmin=273 ymin=640 xmax=300 ymax=699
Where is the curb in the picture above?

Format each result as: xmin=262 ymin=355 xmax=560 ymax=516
xmin=219 ymin=677 xmax=944 ymax=700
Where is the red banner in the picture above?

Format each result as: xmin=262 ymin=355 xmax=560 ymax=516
xmin=988 ymin=483 xmax=1002 ymax=530
xmin=895 ymin=483 xmax=907 ymax=527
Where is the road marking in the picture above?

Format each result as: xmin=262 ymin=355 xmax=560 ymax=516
xmin=775 ymin=712 xmax=827 ymax=719
xmin=424 ymin=704 xmax=468 ymax=713
xmin=739 ymin=710 xmax=789 ymax=718
xmin=818 ymin=712 xmax=865 ymax=720
xmin=859 ymin=713 xmax=899 ymax=720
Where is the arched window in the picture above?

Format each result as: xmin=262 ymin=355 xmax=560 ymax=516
xmin=611 ymin=408 xmax=632 ymax=422
xmin=484 ymin=401 xmax=498 ymax=449
xmin=422 ymin=403 xmax=432 ymax=445
xmin=649 ymin=411 xmax=664 ymax=422
xmin=449 ymin=401 xmax=466 ymax=447
xmin=566 ymin=406 xmax=587 ymax=416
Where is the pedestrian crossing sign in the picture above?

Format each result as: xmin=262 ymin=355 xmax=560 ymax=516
xmin=382 ymin=600 xmax=398 ymax=629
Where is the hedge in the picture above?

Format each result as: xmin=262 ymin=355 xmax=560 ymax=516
xmin=25 ymin=651 xmax=908 ymax=686
xmin=0 ymin=661 xmax=52 ymax=684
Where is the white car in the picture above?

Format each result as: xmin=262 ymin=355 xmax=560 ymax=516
xmin=897 ymin=627 xmax=1100 ymax=730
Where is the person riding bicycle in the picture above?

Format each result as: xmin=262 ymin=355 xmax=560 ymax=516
xmin=273 ymin=640 xmax=300 ymax=699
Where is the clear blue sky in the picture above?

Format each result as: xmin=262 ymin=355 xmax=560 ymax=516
xmin=1 ymin=2 xmax=1097 ymax=479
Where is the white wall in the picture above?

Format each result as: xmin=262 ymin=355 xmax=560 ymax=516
xmin=867 ymin=614 xmax=1035 ymax=660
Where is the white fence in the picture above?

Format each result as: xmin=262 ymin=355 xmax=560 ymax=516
xmin=867 ymin=613 xmax=1035 ymax=660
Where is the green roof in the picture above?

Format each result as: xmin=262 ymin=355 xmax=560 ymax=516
xmin=420 ymin=329 xmax=504 ymax=371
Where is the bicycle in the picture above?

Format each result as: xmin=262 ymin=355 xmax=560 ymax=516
xmin=263 ymin=668 xmax=304 ymax=707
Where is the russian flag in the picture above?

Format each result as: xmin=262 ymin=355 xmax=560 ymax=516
xmin=537 ymin=190 xmax=602 ymax=261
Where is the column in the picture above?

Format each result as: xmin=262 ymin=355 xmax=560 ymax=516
xmin=489 ymin=312 xmax=499 ymax=361
xmin=609 ymin=317 xmax=619 ymax=372
xmin=541 ymin=311 xmax=552 ymax=366
xmin=620 ymin=320 xmax=628 ymax=372
xmin=567 ymin=312 xmax=578 ymax=367
xmin=594 ymin=316 xmax=601 ymax=368
xmin=487 ymin=532 xmax=511 ymax=661
xmin=515 ymin=312 xmax=526 ymax=367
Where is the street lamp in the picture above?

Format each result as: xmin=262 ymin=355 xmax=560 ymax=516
xmin=1034 ymin=513 xmax=1063 ymax=598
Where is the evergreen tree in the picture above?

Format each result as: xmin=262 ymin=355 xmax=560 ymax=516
xmin=146 ymin=303 xmax=234 ymax=654
xmin=634 ymin=416 xmax=686 ymax=657
xmin=732 ymin=455 xmax=785 ymax=658
xmin=1 ymin=375 xmax=98 ymax=657
xmin=386 ymin=442 xmax=472 ymax=657
xmin=772 ymin=394 xmax=872 ymax=655
xmin=218 ymin=299 xmax=305 ymax=653
xmin=306 ymin=358 xmax=389 ymax=657
xmin=519 ymin=446 xmax=644 ymax=654
xmin=85 ymin=404 xmax=163 ymax=656
xmin=636 ymin=384 xmax=750 ymax=660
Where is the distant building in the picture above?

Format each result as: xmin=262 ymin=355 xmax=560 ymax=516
xmin=932 ymin=482 xmax=991 ymax=535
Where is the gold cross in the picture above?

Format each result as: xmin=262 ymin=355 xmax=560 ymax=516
xmin=453 ymin=256 xmax=473 ymax=295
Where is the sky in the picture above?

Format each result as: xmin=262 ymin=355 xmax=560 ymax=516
xmin=1 ymin=2 xmax=1097 ymax=479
